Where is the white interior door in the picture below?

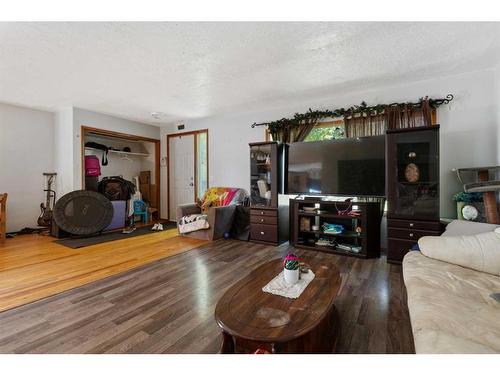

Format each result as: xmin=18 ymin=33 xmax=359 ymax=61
xmin=169 ymin=134 xmax=195 ymax=220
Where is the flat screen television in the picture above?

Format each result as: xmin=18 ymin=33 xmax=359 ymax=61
xmin=287 ymin=136 xmax=386 ymax=196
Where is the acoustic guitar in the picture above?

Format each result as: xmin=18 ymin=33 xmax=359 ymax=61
xmin=38 ymin=173 xmax=57 ymax=227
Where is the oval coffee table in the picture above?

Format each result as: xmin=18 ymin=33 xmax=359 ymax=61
xmin=214 ymin=256 xmax=341 ymax=353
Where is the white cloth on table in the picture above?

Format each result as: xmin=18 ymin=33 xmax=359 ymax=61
xmin=262 ymin=270 xmax=315 ymax=299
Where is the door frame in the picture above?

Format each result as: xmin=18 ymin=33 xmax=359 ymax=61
xmin=80 ymin=125 xmax=161 ymax=218
xmin=167 ymin=129 xmax=209 ymax=220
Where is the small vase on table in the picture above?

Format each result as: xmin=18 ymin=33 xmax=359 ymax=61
xmin=283 ymin=254 xmax=300 ymax=285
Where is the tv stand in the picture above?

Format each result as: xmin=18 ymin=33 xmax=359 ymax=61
xmin=289 ymin=197 xmax=382 ymax=258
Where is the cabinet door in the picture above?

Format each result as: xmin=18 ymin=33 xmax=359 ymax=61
xmin=250 ymin=143 xmax=278 ymax=207
xmin=387 ymin=128 xmax=439 ymax=220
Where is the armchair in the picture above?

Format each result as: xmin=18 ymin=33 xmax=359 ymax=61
xmin=176 ymin=204 xmax=236 ymax=240
xmin=176 ymin=187 xmax=247 ymax=241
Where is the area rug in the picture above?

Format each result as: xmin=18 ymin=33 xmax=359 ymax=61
xmin=54 ymin=222 xmax=177 ymax=249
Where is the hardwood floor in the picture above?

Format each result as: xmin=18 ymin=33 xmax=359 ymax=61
xmin=0 ymin=239 xmax=414 ymax=354
xmin=0 ymin=230 xmax=206 ymax=312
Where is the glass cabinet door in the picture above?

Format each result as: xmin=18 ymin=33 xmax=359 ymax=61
xmin=387 ymin=128 xmax=439 ymax=220
xmin=250 ymin=143 xmax=274 ymax=207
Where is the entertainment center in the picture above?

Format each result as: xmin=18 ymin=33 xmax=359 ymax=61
xmin=249 ymin=124 xmax=441 ymax=262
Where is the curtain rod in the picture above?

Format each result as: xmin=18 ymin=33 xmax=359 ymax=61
xmin=251 ymin=94 xmax=454 ymax=128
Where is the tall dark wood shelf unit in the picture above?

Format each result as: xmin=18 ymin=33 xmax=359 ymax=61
xmin=249 ymin=142 xmax=288 ymax=245
xmin=386 ymin=125 xmax=443 ymax=263
xmin=289 ymin=198 xmax=382 ymax=258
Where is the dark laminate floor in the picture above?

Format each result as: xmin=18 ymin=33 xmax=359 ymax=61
xmin=0 ymin=240 xmax=414 ymax=354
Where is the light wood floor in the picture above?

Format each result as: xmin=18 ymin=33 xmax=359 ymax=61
xmin=0 ymin=240 xmax=414 ymax=354
xmin=0 ymin=230 xmax=206 ymax=312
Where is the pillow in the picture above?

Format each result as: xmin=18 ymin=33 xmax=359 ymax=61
xmin=418 ymin=227 xmax=500 ymax=276
xmin=197 ymin=188 xmax=230 ymax=213
xmin=442 ymin=219 xmax=499 ymax=237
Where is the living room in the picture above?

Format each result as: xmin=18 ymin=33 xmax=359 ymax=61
xmin=1 ymin=1 xmax=499 ymax=373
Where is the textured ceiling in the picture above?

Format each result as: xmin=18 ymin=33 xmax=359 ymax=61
xmin=1 ymin=22 xmax=500 ymax=125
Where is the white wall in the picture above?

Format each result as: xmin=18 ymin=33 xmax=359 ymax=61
xmin=54 ymin=107 xmax=75 ymax=196
xmin=0 ymin=103 xmax=55 ymax=232
xmin=495 ymin=64 xmax=500 ymax=164
xmin=160 ymin=68 xmax=500 ymax=219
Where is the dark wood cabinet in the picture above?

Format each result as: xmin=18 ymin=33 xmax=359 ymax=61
xmin=249 ymin=142 xmax=288 ymax=245
xmin=386 ymin=126 xmax=442 ymax=263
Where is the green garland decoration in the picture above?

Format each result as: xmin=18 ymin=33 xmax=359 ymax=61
xmin=251 ymin=94 xmax=454 ymax=136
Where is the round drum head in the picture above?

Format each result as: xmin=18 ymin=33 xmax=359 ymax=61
xmin=53 ymin=190 xmax=114 ymax=235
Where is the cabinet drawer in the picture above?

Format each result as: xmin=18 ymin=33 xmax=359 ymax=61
xmin=250 ymin=209 xmax=277 ymax=217
xmin=387 ymin=238 xmax=416 ymax=263
xmin=250 ymin=215 xmax=277 ymax=225
xmin=388 ymin=228 xmax=440 ymax=241
xmin=387 ymin=219 xmax=441 ymax=231
xmin=250 ymin=223 xmax=278 ymax=243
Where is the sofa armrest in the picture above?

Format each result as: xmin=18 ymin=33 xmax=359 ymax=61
xmin=208 ymin=205 xmax=237 ymax=240
xmin=176 ymin=203 xmax=201 ymax=221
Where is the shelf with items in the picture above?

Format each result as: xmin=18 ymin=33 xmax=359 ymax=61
xmin=296 ymin=240 xmax=365 ymax=258
xmin=299 ymin=229 xmax=362 ymax=238
xmin=290 ymin=197 xmax=382 ymax=258
xmin=249 ymin=141 xmax=288 ymax=245
xmin=297 ymin=210 xmax=362 ymax=220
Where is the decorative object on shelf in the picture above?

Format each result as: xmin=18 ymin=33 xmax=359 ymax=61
xmin=453 ymin=166 xmax=500 ymax=224
xmin=303 ymin=206 xmax=317 ymax=213
xmin=461 ymin=205 xmax=479 ymax=221
xmin=251 ymin=94 xmax=453 ymax=142
xmin=351 ymin=245 xmax=362 ymax=254
xmin=322 ymin=223 xmax=344 ymax=234
xmin=316 ymin=238 xmax=334 ymax=247
xmin=300 ymin=217 xmax=311 ymax=231
xmin=283 ymin=254 xmax=300 ymax=285
xmin=335 ymin=199 xmax=353 ymax=215
xmin=452 ymin=191 xmax=484 ymax=222
xmin=404 ymin=151 xmax=420 ymax=183
xmin=404 ymin=162 xmax=420 ymax=183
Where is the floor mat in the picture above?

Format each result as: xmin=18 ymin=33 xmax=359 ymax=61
xmin=54 ymin=223 xmax=177 ymax=249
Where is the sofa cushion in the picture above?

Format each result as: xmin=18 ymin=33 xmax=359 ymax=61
xmin=418 ymin=228 xmax=500 ymax=276
xmin=442 ymin=219 xmax=499 ymax=237
xmin=403 ymin=251 xmax=500 ymax=353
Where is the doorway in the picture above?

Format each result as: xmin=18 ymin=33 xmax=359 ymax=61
xmin=167 ymin=129 xmax=208 ymax=220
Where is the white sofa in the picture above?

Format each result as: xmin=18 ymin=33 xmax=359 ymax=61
xmin=403 ymin=220 xmax=500 ymax=353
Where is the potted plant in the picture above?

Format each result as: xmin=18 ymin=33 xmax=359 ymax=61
xmin=452 ymin=192 xmax=483 ymax=220
xmin=283 ymin=254 xmax=300 ymax=285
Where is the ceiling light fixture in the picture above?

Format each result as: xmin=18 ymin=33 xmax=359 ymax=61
xmin=151 ymin=112 xmax=162 ymax=120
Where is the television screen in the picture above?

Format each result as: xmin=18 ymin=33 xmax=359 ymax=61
xmin=287 ymin=136 xmax=386 ymax=196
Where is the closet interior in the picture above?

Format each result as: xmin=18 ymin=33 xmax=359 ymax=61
xmin=81 ymin=127 xmax=161 ymax=230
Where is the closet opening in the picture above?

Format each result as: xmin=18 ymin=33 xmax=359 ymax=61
xmin=81 ymin=126 xmax=162 ymax=228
